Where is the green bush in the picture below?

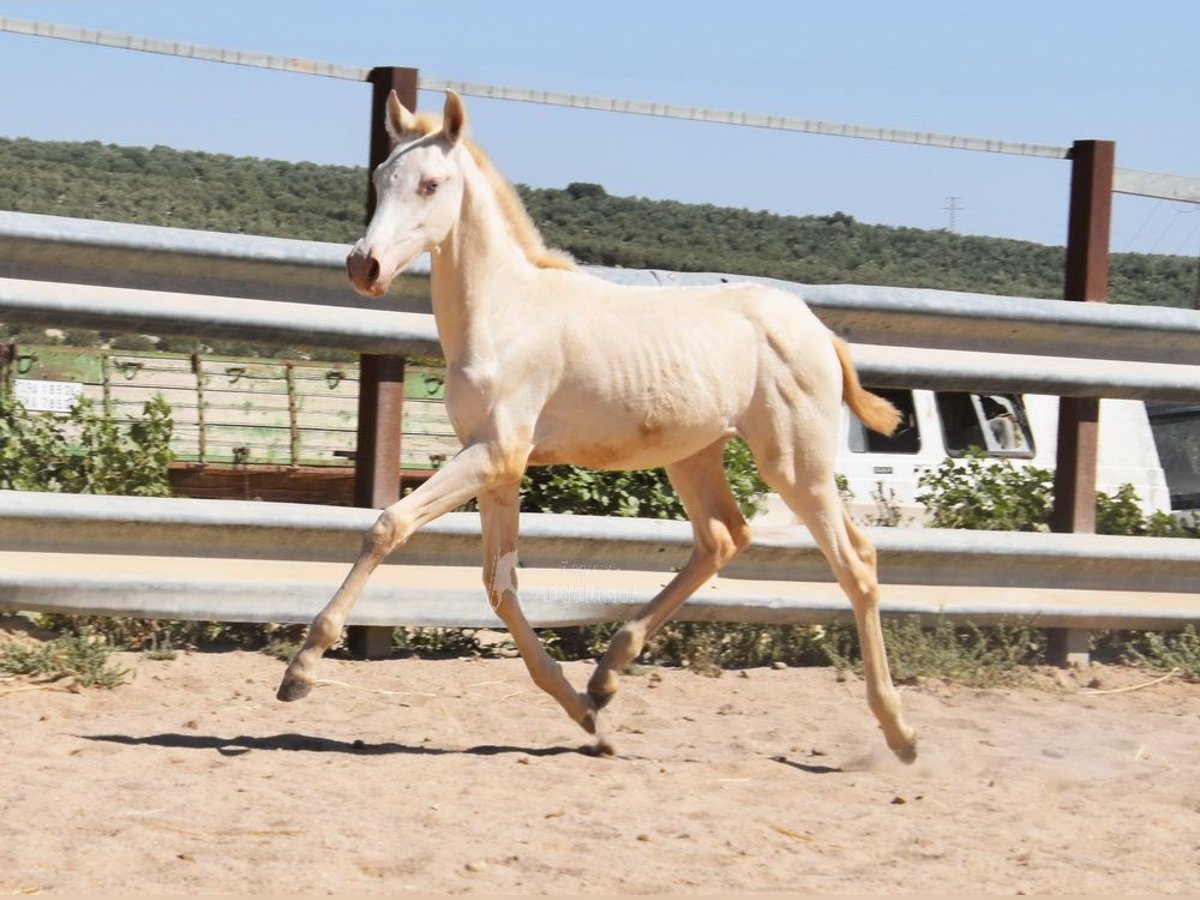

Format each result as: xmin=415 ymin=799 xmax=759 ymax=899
xmin=916 ymin=449 xmax=1196 ymax=537
xmin=1095 ymin=483 xmax=1189 ymax=537
xmin=521 ymin=436 xmax=768 ymax=520
xmin=0 ymin=393 xmax=174 ymax=496
xmin=916 ymin=451 xmax=1053 ymax=531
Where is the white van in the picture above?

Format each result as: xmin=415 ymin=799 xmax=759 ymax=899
xmin=755 ymin=390 xmax=1172 ymax=527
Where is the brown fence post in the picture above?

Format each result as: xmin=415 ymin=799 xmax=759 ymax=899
xmin=1048 ymin=139 xmax=1115 ymax=666
xmin=347 ymin=66 xmax=420 ymax=660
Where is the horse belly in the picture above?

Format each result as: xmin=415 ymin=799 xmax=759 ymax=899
xmin=530 ymin=350 xmax=751 ymax=470
xmin=530 ymin=417 xmax=732 ymax=470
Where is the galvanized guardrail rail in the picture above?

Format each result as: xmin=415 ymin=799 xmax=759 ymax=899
xmin=1 ymin=492 xmax=1196 ymax=631
xmin=3 ymin=211 xmax=1200 ymax=400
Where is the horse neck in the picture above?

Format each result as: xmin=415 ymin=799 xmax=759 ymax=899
xmin=429 ymin=153 xmax=530 ymax=362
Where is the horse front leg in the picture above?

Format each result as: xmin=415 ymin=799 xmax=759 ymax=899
xmin=277 ymin=442 xmax=500 ymax=702
xmin=478 ymin=484 xmax=602 ymax=745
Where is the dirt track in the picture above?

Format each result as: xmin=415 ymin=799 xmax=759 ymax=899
xmin=1 ymin=632 xmax=1198 ymax=895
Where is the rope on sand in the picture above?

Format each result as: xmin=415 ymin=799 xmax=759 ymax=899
xmin=313 ymin=678 xmax=440 ymax=698
xmin=1077 ymin=668 xmax=1180 ymax=695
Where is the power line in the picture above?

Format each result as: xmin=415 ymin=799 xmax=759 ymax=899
xmin=1124 ymin=200 xmax=1164 ymax=252
xmin=0 ymin=16 xmax=1072 ymax=160
xmin=5 ymin=14 xmax=1200 ymax=203
xmin=0 ymin=17 xmax=369 ymax=80
xmin=1148 ymin=206 xmax=1191 ymax=255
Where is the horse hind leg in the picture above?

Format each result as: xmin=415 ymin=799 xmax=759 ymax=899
xmin=587 ymin=440 xmax=752 ymax=715
xmin=756 ymin=452 xmax=917 ymax=763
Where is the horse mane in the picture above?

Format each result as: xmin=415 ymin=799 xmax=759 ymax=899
xmin=407 ymin=114 xmax=575 ymax=271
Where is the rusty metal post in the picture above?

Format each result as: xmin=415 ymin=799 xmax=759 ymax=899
xmin=1051 ymin=139 xmax=1115 ymax=534
xmin=1048 ymin=139 xmax=1115 ymax=666
xmin=348 ymin=66 xmax=419 ymax=660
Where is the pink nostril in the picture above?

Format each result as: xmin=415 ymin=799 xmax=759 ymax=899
xmin=366 ymin=257 xmax=381 ymax=284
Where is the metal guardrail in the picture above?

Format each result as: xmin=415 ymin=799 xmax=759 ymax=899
xmin=7 ymin=550 xmax=1194 ymax=631
xmin=2 ymin=277 xmax=1197 ymax=401
xmin=0 ymin=276 xmax=441 ymax=358
xmin=3 ymin=211 xmax=1200 ymax=396
xmin=1 ymin=216 xmax=1198 ymax=635
xmin=0 ymin=211 xmax=431 ymax=314
xmin=0 ymin=492 xmax=1196 ymax=629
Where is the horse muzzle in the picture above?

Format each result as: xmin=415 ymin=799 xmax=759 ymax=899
xmin=346 ymin=246 xmax=387 ymax=298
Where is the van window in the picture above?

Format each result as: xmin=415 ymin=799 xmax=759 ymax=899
xmin=1146 ymin=402 xmax=1200 ymax=510
xmin=849 ymin=389 xmax=920 ymax=454
xmin=937 ymin=392 xmax=1035 ymax=458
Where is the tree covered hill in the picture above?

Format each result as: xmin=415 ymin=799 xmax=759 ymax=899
xmin=1 ymin=136 xmax=1195 ymax=308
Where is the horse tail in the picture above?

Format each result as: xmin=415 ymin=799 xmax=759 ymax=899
xmin=832 ymin=335 xmax=900 ymax=436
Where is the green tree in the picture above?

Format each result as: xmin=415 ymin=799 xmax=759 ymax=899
xmin=4 ymin=135 xmax=1196 ymax=311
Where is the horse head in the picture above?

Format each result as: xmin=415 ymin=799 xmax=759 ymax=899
xmin=346 ymin=90 xmax=467 ymax=297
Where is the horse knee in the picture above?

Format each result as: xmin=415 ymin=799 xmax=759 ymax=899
xmin=730 ymin=519 xmax=753 ymax=556
xmin=699 ymin=518 xmax=752 ymax=569
xmin=843 ymin=517 xmax=877 ymax=570
xmin=846 ymin=567 xmax=880 ymax=606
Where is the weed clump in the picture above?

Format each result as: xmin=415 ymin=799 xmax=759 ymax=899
xmin=1121 ymin=625 xmax=1200 ymax=682
xmin=0 ymin=633 xmax=128 ymax=688
xmin=823 ymin=616 xmax=1045 ymax=689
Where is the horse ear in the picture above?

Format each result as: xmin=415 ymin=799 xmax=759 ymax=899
xmin=443 ymin=90 xmax=466 ymax=145
xmin=386 ymin=90 xmax=418 ymax=142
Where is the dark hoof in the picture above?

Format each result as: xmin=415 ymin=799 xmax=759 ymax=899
xmin=581 ymin=735 xmax=616 ymax=757
xmin=276 ymin=676 xmax=314 ymax=702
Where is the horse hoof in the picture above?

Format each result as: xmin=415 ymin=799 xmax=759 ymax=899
xmin=891 ymin=732 xmax=918 ymax=765
xmin=276 ymin=676 xmax=314 ymax=702
xmin=582 ymin=735 xmax=616 ymax=757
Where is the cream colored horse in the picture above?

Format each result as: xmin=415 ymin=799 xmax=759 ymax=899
xmin=278 ymin=90 xmax=917 ymax=762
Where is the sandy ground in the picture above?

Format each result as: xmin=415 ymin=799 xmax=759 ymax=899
xmin=2 ymin=620 xmax=1198 ymax=895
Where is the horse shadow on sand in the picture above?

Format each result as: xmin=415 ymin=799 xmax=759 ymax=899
xmin=80 ymin=733 xmax=845 ymax=772
xmin=80 ymin=731 xmax=584 ymax=758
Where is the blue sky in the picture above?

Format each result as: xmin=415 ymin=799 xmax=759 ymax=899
xmin=1 ymin=1 xmax=1198 ymax=257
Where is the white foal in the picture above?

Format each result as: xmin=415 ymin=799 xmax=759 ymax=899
xmin=278 ymin=90 xmax=917 ymax=763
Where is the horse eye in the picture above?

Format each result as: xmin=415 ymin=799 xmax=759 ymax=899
xmin=419 ymin=179 xmax=440 ymax=197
